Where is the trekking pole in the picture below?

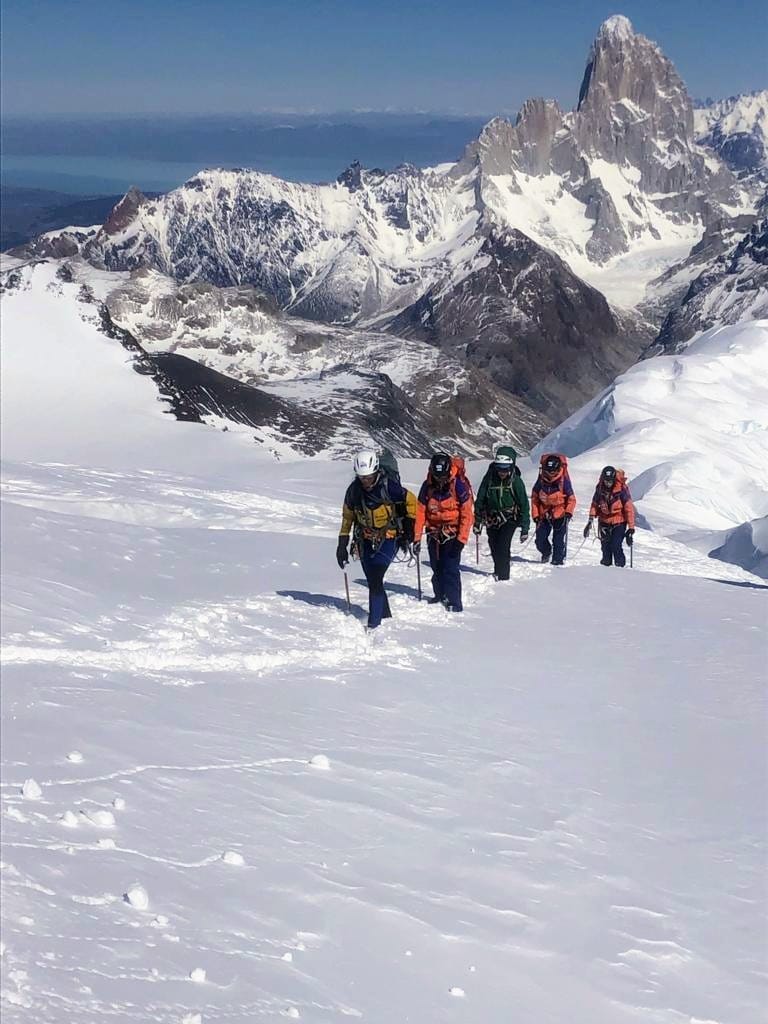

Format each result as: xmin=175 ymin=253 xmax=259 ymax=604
xmin=475 ymin=532 xmax=480 ymax=565
xmin=343 ymin=570 xmax=351 ymax=612
xmin=415 ymin=553 xmax=422 ymax=601
xmin=630 ymin=538 xmax=634 ymax=569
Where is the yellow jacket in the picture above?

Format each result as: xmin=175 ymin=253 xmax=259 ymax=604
xmin=340 ymin=475 xmax=417 ymax=538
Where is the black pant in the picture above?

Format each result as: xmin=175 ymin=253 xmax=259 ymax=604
xmin=599 ymin=523 xmax=626 ymax=567
xmin=535 ymin=518 xmax=568 ymax=564
xmin=487 ymin=519 xmax=519 ymax=580
xmin=427 ymin=536 xmax=463 ymax=610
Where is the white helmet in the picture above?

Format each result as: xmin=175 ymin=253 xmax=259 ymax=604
xmin=493 ymin=453 xmax=514 ymax=469
xmin=354 ymin=450 xmax=379 ymax=477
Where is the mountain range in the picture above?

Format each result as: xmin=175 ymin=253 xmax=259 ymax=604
xmin=7 ymin=15 xmax=768 ymax=455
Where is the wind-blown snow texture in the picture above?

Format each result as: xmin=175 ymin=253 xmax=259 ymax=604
xmin=2 ymin=228 xmax=767 ymax=1021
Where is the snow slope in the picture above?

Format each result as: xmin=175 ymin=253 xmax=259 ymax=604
xmin=535 ymin=320 xmax=768 ymax=549
xmin=2 ymin=237 xmax=767 ymax=1021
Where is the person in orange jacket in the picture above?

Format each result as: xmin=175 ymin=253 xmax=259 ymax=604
xmin=413 ymin=453 xmax=474 ymax=611
xmin=583 ymin=466 xmax=636 ymax=567
xmin=531 ymin=453 xmax=577 ymax=565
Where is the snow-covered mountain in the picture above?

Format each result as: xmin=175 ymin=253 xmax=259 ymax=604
xmin=652 ymin=219 xmax=768 ymax=353
xmin=14 ymin=15 xmax=763 ymax=430
xmin=695 ymin=90 xmax=768 ymax=173
xmin=2 ymin=256 xmax=543 ymax=457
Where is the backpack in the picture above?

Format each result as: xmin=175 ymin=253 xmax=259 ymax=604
xmin=379 ymin=448 xmax=400 ymax=483
xmin=451 ymin=455 xmax=474 ymax=499
xmin=539 ymin=452 xmax=571 ymax=484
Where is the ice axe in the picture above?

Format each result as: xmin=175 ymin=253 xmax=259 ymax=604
xmin=343 ymin=569 xmax=351 ymax=612
xmin=415 ymin=552 xmax=422 ymax=601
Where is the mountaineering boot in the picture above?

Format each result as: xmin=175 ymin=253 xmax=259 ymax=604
xmin=427 ymin=595 xmax=442 ymax=604
xmin=600 ymin=556 xmax=611 ymax=566
xmin=540 ymin=552 xmax=550 ymax=564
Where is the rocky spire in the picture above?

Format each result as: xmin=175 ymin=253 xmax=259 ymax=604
xmin=575 ymin=15 xmax=699 ymax=192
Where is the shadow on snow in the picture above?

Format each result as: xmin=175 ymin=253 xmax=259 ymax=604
xmin=277 ymin=590 xmax=367 ymax=620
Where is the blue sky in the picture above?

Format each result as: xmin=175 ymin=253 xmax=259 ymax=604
xmin=2 ymin=0 xmax=766 ymax=116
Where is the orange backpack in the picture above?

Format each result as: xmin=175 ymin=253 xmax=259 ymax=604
xmin=451 ymin=456 xmax=474 ymax=499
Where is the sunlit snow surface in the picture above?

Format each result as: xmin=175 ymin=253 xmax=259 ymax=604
xmin=1 ymin=265 xmax=767 ymax=1022
xmin=537 ymin=320 xmax=768 ymax=544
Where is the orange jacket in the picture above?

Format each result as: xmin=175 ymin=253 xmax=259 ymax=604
xmin=531 ymin=454 xmax=577 ymax=521
xmin=414 ymin=464 xmax=474 ymax=544
xmin=589 ymin=471 xmax=635 ymax=528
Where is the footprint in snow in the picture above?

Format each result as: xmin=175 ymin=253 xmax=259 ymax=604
xmin=21 ymin=779 xmax=42 ymax=800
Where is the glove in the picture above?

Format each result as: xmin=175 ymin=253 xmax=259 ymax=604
xmin=564 ymin=513 xmax=572 ymax=523
xmin=625 ymin=528 xmax=635 ymax=546
xmin=402 ymin=518 xmax=415 ymax=543
xmin=473 ymin=522 xmax=482 ymax=536
xmin=336 ymin=536 xmax=349 ymax=569
xmin=412 ymin=540 xmax=421 ymax=555
xmin=583 ymin=519 xmax=593 ymax=539
xmin=397 ymin=535 xmax=409 ymax=553
xmin=519 ymin=532 xmax=529 ymax=543
xmin=533 ymin=517 xmax=540 ymax=525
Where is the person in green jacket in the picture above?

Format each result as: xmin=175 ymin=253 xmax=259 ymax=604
xmin=473 ymin=446 xmax=531 ymax=580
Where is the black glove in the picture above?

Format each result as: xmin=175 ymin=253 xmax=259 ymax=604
xmin=533 ymin=517 xmax=540 ymax=525
xmin=402 ymin=518 xmax=415 ymax=543
xmin=564 ymin=513 xmax=572 ymax=523
xmin=336 ymin=536 xmax=349 ymax=569
xmin=412 ymin=540 xmax=421 ymax=555
xmin=625 ymin=528 xmax=635 ymax=546
xmin=519 ymin=532 xmax=529 ymax=543
xmin=583 ymin=519 xmax=593 ymax=539
xmin=473 ymin=522 xmax=482 ymax=536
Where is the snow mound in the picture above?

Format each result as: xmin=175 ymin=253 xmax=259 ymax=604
xmin=124 ymin=884 xmax=149 ymax=910
xmin=21 ymin=779 xmax=42 ymax=801
xmin=710 ymin=514 xmax=768 ymax=578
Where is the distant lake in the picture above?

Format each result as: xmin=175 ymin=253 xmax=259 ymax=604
xmin=1 ymin=114 xmax=491 ymax=195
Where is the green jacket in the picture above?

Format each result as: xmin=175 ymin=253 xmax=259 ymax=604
xmin=475 ymin=466 xmax=530 ymax=532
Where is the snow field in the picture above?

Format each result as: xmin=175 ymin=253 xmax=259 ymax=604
xmin=1 ymin=454 xmax=766 ymax=1022
xmin=1 ymin=244 xmax=766 ymax=1021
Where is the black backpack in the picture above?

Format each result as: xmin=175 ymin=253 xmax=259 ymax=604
xmin=379 ymin=448 xmax=400 ymax=483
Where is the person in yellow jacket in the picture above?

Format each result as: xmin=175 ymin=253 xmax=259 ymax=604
xmin=336 ymin=450 xmax=417 ymax=629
